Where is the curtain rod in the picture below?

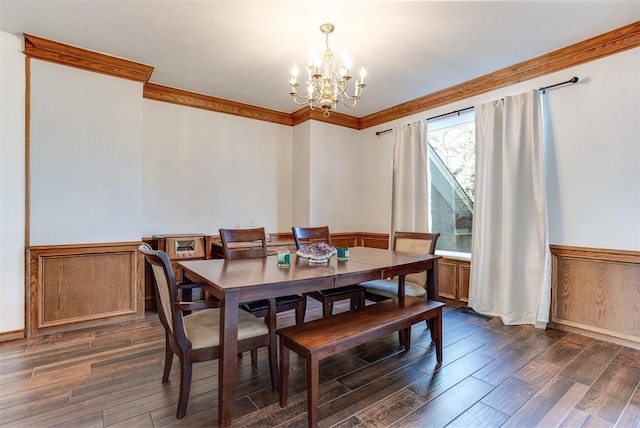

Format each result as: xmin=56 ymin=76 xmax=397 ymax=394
xmin=375 ymin=76 xmax=579 ymax=136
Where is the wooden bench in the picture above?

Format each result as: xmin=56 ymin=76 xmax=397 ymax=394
xmin=277 ymin=296 xmax=445 ymax=427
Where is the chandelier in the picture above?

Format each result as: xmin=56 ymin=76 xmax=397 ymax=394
xmin=289 ymin=23 xmax=366 ymax=117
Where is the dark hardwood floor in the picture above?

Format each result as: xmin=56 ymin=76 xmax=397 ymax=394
xmin=0 ymin=299 xmax=638 ymax=427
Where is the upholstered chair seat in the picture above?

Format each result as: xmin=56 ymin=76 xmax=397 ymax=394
xmin=182 ymin=308 xmax=269 ymax=349
xmin=358 ymin=278 xmax=427 ymax=300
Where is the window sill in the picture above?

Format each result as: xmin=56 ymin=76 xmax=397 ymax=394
xmin=435 ymin=250 xmax=471 ymax=262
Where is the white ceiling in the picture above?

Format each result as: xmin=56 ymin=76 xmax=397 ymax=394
xmin=1 ymin=1 xmax=638 ymax=117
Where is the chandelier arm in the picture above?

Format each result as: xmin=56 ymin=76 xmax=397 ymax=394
xmin=340 ymin=91 xmax=362 ymax=101
xmin=337 ymin=94 xmax=358 ymax=108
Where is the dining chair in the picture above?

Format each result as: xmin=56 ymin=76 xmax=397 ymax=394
xmin=138 ymin=243 xmax=277 ymax=419
xmin=360 ymin=231 xmax=440 ymax=344
xmin=219 ymin=227 xmax=305 ymax=325
xmin=292 ymin=226 xmax=366 ymax=320
xmin=361 ymin=231 xmax=441 ymax=301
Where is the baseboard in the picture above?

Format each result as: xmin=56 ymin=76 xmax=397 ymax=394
xmin=0 ymin=329 xmax=25 ymax=343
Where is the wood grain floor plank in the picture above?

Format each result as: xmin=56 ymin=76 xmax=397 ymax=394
xmin=480 ymin=377 xmax=539 ymax=415
xmin=473 ymin=347 xmax=542 ymax=387
xmin=560 ymin=340 xmax=621 ymax=385
xmin=576 ymin=363 xmax=640 ymax=423
xmin=476 ymin=325 xmax=542 ymax=358
xmin=349 ymin=388 xmax=427 ymax=427
xmin=317 ymin=366 xmax=426 ymax=427
xmin=534 ymin=380 xmax=590 ymax=427
xmin=103 ymin=412 xmax=153 ymax=428
xmin=514 ymin=359 xmax=564 ymax=388
xmin=446 ymin=401 xmax=510 ymax=428
xmin=50 ymin=412 xmax=105 ymax=428
xmin=0 ymin=389 xmax=71 ymax=425
xmin=581 ymin=414 xmax=616 ymax=427
xmin=319 ymin=355 xmax=370 ymax=383
xmin=338 ymin=344 xmax=434 ymax=390
xmin=558 ymin=407 xmax=591 ymax=427
xmin=612 ymin=346 xmax=640 ymax=369
xmin=501 ymin=375 xmax=577 ymax=427
xmin=394 ymin=376 xmax=494 ymax=427
xmin=230 ymin=379 xmax=350 ymax=428
xmin=409 ymin=332 xmax=494 ymax=377
xmin=615 ymin=385 xmax=640 ymax=427
xmin=0 ymin=362 xmax=90 ymax=396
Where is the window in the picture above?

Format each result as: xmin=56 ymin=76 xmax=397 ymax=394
xmin=427 ymin=111 xmax=475 ymax=253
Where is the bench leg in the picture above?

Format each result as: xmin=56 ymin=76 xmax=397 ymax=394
xmin=428 ymin=308 xmax=443 ymax=363
xmin=307 ymin=356 xmax=319 ymax=428
xmin=279 ymin=340 xmax=290 ymax=407
xmin=403 ymin=327 xmax=411 ymax=350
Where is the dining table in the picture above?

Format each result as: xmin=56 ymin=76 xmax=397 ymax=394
xmin=179 ymin=246 xmax=440 ymax=427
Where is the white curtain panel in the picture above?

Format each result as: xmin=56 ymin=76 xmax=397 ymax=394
xmin=469 ymin=90 xmax=551 ymax=328
xmin=390 ymin=120 xmax=430 ymax=238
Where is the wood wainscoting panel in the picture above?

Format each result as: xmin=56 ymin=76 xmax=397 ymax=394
xmin=550 ymin=245 xmax=640 ymax=348
xmin=437 ymin=260 xmax=457 ymax=300
xmin=359 ymin=232 xmax=390 ymax=249
xmin=26 ymin=242 xmax=144 ymax=337
xmin=437 ymin=257 xmax=471 ymax=305
xmin=459 ymin=263 xmax=470 ymax=303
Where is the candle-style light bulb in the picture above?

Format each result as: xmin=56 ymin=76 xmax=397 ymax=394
xmin=343 ymin=53 xmax=352 ymax=76
xmin=359 ymin=67 xmax=367 ymax=84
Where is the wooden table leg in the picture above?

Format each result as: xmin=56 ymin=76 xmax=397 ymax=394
xmin=426 ymin=261 xmax=440 ymax=344
xmin=219 ymin=291 xmax=239 ymax=427
xmin=397 ymin=274 xmax=406 ymax=304
xmin=426 ymin=259 xmax=439 ymax=301
xmin=266 ymin=297 xmax=279 ymax=389
xmin=397 ymin=275 xmax=407 ymax=347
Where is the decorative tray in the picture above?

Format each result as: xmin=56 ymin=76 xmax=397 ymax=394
xmin=296 ymin=242 xmax=337 ymax=263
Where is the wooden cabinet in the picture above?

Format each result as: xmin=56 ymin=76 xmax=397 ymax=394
xmin=438 ymin=257 xmax=470 ymax=305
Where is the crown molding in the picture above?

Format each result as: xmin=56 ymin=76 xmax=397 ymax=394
xmin=291 ymin=107 xmax=360 ymax=129
xmin=23 ymin=34 xmax=154 ymax=83
xmin=359 ymin=21 xmax=640 ymax=129
xmin=143 ymin=83 xmax=292 ymax=126
xmin=23 ymin=21 xmax=640 ymax=128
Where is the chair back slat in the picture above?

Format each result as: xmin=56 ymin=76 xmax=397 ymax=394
xmin=292 ymin=226 xmax=331 ymax=249
xmin=219 ymin=228 xmax=267 ymax=260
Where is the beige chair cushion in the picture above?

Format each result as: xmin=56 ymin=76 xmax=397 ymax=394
xmin=361 ymin=278 xmax=427 ymax=299
xmin=183 ymin=308 xmax=268 ymax=349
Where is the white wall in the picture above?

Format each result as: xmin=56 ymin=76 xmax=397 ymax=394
xmin=309 ymin=121 xmax=361 ymax=231
xmin=0 ymin=32 xmax=26 ymax=332
xmin=358 ymin=127 xmax=394 ymax=234
xmin=29 ymin=60 xmax=144 ymax=245
xmin=292 ymin=121 xmax=311 ymax=227
xmin=358 ymin=47 xmax=640 ymax=251
xmin=142 ymin=99 xmax=293 ymax=236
